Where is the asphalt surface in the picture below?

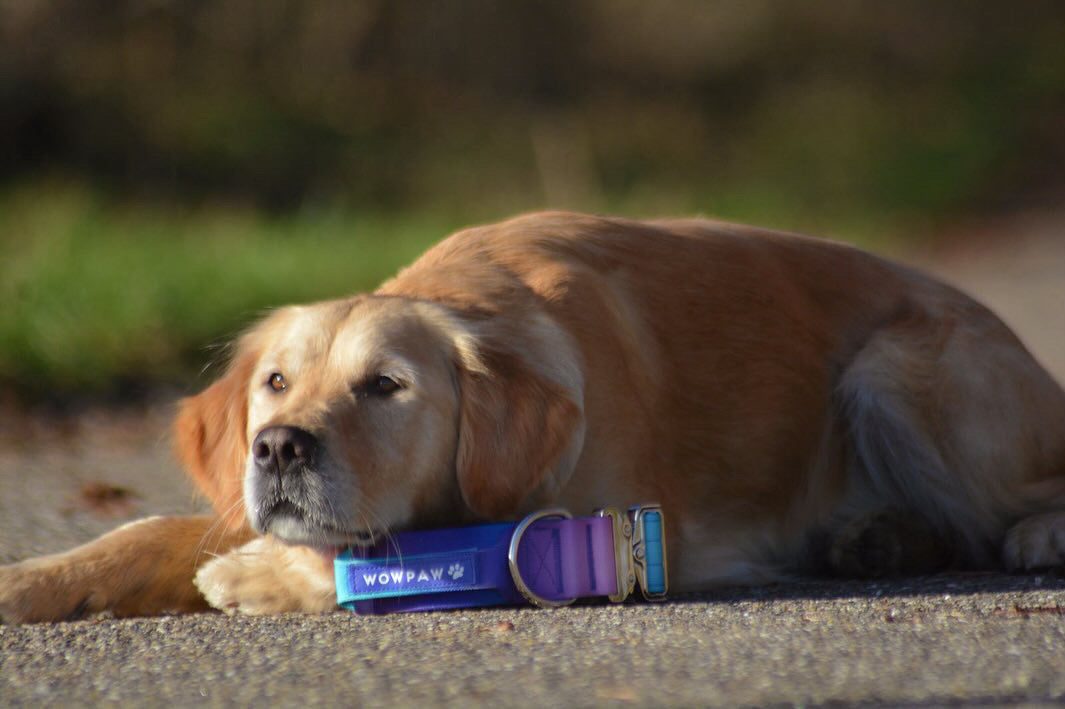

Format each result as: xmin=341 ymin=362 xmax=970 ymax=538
xmin=3 ymin=575 xmax=1065 ymax=707
xmin=2 ymin=214 xmax=1064 ymax=707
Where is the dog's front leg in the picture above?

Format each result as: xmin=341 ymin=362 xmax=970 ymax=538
xmin=0 ymin=515 xmax=254 ymax=623
xmin=194 ymin=536 xmax=338 ymax=615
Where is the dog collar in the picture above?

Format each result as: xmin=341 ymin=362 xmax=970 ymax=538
xmin=334 ymin=504 xmax=668 ymax=614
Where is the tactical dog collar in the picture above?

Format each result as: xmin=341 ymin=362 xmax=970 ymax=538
xmin=334 ymin=505 xmax=668 ymax=614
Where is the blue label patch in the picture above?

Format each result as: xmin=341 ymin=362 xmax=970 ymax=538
xmin=343 ymin=550 xmax=479 ymax=600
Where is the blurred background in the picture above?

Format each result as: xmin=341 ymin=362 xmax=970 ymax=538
xmin=2 ymin=0 xmax=1063 ymax=408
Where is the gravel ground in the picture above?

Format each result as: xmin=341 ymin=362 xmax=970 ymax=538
xmin=2 ymin=213 xmax=1064 ymax=707
xmin=3 ymin=576 xmax=1065 ymax=707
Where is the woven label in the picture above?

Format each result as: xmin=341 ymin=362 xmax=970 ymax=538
xmin=344 ymin=550 xmax=478 ymax=599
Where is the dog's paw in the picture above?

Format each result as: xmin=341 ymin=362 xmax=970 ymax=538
xmin=0 ymin=558 xmax=105 ymax=624
xmin=1003 ymin=512 xmax=1065 ymax=571
xmin=194 ymin=537 xmax=337 ymax=615
xmin=828 ymin=508 xmax=951 ymax=578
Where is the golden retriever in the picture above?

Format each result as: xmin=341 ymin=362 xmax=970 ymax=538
xmin=3 ymin=211 xmax=1065 ymax=622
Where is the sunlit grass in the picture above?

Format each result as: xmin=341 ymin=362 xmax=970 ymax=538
xmin=0 ymin=183 xmax=466 ymax=399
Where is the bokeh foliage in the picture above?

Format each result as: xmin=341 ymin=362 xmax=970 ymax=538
xmin=0 ymin=184 xmax=456 ymax=402
xmin=4 ymin=1 xmax=1062 ymax=220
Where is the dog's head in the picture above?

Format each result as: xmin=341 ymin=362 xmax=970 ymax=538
xmin=174 ymin=295 xmax=584 ymax=547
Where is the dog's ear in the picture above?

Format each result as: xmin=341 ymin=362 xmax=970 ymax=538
xmin=173 ymin=340 xmax=259 ymax=527
xmin=455 ymin=343 xmax=584 ymax=519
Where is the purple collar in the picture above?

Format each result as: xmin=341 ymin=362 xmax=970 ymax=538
xmin=334 ymin=505 xmax=668 ymax=614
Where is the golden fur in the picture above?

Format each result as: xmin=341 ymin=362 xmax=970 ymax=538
xmin=3 ymin=212 xmax=1065 ymax=621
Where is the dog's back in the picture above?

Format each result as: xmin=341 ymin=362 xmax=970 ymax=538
xmin=385 ymin=212 xmax=1065 ymax=584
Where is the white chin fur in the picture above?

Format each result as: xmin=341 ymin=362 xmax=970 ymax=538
xmin=265 ymin=515 xmax=374 ymax=548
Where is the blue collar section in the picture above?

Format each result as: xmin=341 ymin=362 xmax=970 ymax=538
xmin=334 ymin=523 xmax=523 ymax=614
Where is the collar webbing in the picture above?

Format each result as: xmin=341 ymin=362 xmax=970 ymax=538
xmin=334 ymin=504 xmax=667 ymax=614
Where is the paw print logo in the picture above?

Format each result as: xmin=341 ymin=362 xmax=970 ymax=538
xmin=447 ymin=563 xmax=465 ymax=580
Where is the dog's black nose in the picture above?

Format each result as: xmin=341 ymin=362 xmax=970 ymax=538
xmin=252 ymin=426 xmax=318 ymax=475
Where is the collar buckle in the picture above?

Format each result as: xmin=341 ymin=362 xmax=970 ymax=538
xmin=595 ymin=503 xmax=668 ymax=602
xmin=595 ymin=507 xmax=636 ymax=602
xmin=628 ymin=504 xmax=669 ymax=600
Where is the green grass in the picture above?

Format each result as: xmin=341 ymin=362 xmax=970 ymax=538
xmin=0 ymin=182 xmax=925 ymax=403
xmin=0 ymin=184 xmax=468 ymax=400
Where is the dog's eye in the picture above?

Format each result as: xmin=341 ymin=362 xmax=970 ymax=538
xmin=367 ymin=375 xmax=401 ymax=397
xmin=267 ymin=372 xmax=287 ymax=392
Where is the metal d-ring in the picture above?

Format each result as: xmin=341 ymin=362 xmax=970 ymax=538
xmin=507 ymin=508 xmax=575 ymax=608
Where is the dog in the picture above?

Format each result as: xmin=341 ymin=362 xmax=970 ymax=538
xmin=3 ymin=211 xmax=1064 ymax=622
